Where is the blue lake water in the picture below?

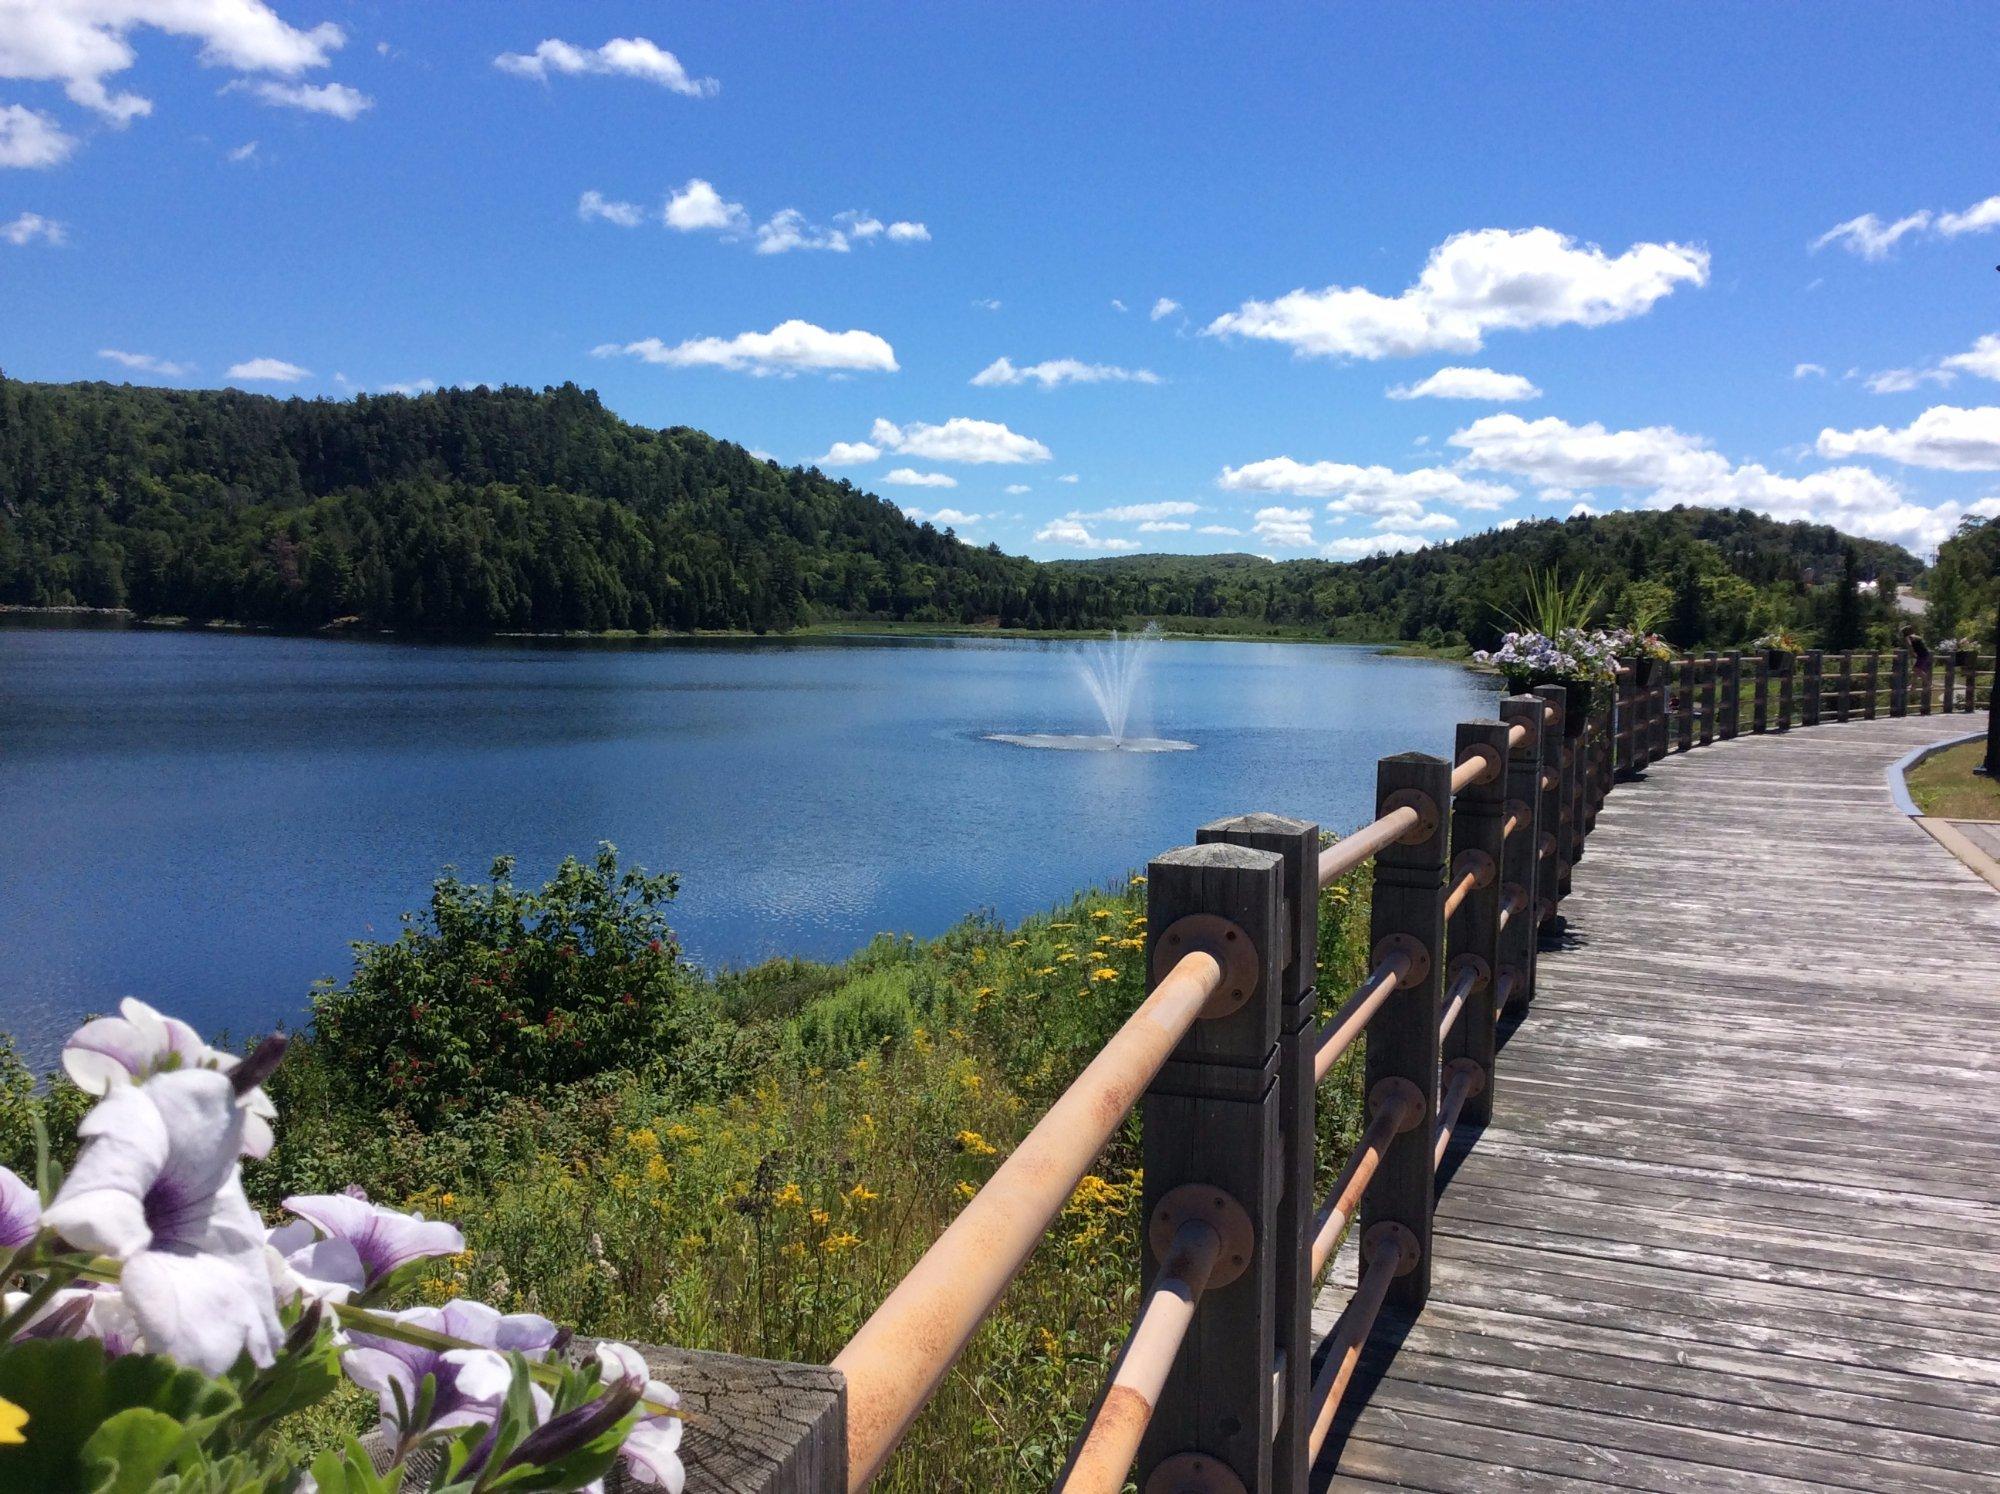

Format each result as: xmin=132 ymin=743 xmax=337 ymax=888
xmin=0 ymin=621 xmax=1494 ymax=1065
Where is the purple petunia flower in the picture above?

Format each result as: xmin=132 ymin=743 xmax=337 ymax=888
xmin=340 ymin=1298 xmax=559 ymax=1433
xmin=62 ymin=999 xmax=279 ymax=1159
xmin=0 ymin=1165 xmax=38 ymax=1250
xmin=281 ymin=1191 xmax=465 ymax=1293
xmin=40 ymin=1069 xmax=283 ymax=1374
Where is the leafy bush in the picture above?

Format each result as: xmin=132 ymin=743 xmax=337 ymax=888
xmin=307 ymin=845 xmax=705 ymax=1124
xmin=789 ymin=967 xmax=922 ymax=1066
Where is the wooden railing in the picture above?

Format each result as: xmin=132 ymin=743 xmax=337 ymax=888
xmin=680 ymin=646 xmax=1993 ymax=1492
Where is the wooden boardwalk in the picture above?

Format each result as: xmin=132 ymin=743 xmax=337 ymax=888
xmin=1316 ymin=714 xmax=2000 ymax=1492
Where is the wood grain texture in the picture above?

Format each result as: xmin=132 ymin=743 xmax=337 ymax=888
xmin=1314 ymin=715 xmax=2000 ymax=1492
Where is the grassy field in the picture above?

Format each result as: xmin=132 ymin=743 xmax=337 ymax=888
xmin=1908 ymin=738 xmax=2000 ymax=820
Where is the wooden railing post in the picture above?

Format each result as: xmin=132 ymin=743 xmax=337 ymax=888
xmin=1138 ymin=842 xmax=1288 ymax=1491
xmin=1963 ymin=653 xmax=1980 ymax=713
xmin=1943 ymin=651 xmax=1959 ymax=713
xmin=1649 ymin=668 xmax=1669 ymax=763
xmin=1777 ymin=651 xmax=1795 ymax=731
xmin=1361 ymin=752 xmax=1451 ymax=1314
xmin=1803 ymin=651 xmax=1823 ymax=727
xmin=1699 ymin=654 xmax=1717 ymax=746
xmin=1752 ymin=651 xmax=1770 ymax=734
xmin=1918 ymin=655 xmax=1933 ymax=715
xmin=1497 ymin=695 xmax=1544 ymax=1016
xmin=1193 ymin=813 xmax=1318 ymax=1494
xmin=1533 ymin=686 xmax=1571 ymax=912
xmin=1446 ymin=722 xmax=1508 ymax=1129
xmin=1721 ymin=652 xmax=1742 ymax=739
xmin=1838 ymin=652 xmax=1854 ymax=722
xmin=1615 ymin=665 xmax=1636 ymax=778
xmin=1675 ymin=655 xmax=1695 ymax=752
xmin=1892 ymin=649 xmax=1910 ymax=717
xmin=1864 ymin=651 xmax=1880 ymax=719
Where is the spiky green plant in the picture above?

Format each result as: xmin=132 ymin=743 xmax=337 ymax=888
xmin=1497 ymin=568 xmax=1605 ymax=637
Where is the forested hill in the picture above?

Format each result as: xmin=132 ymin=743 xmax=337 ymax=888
xmin=0 ymin=374 xmax=1924 ymax=646
xmin=0 ymin=375 xmax=1072 ymax=632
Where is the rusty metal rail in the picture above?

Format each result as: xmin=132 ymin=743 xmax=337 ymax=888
xmin=1314 ymin=952 xmax=1406 ymax=1083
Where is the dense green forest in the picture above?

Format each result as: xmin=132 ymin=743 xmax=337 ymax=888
xmin=0 ymin=374 xmax=1938 ymax=648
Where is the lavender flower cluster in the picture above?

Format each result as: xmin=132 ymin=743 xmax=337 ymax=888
xmin=1473 ymin=628 xmax=1621 ymax=689
xmin=1 ymin=998 xmax=684 ymax=1492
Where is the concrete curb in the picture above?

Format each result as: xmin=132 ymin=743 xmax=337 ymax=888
xmin=1885 ymin=730 xmax=1982 ymax=817
xmin=1889 ymin=729 xmax=2000 ymax=891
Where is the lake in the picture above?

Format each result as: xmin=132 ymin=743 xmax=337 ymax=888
xmin=0 ymin=621 xmax=1494 ymax=1066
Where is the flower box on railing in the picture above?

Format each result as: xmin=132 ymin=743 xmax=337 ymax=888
xmin=1764 ymin=647 xmax=1794 ymax=673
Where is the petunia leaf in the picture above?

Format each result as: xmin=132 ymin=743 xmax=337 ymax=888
xmin=0 ymin=1339 xmax=237 ymax=1491
xmin=81 ymin=1406 xmax=195 ymax=1494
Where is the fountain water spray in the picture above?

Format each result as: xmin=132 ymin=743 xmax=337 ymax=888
xmin=986 ymin=621 xmax=1194 ymax=752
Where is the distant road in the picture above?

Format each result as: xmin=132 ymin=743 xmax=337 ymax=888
xmin=1897 ymin=590 xmax=1927 ymax=615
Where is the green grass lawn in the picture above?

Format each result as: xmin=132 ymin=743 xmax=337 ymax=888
xmin=1909 ymin=739 xmax=2000 ymax=820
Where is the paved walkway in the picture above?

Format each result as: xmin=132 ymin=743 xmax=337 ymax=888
xmin=1316 ymin=715 xmax=2000 ymax=1491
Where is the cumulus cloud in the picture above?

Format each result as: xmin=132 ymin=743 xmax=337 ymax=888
xmin=814 ymin=440 xmax=881 ymax=467
xmin=664 ymin=178 xmax=747 ymax=233
xmin=882 ymin=468 xmax=957 ymax=488
xmin=380 ymin=379 xmax=437 ymax=395
xmin=1150 ymin=297 xmax=1181 ymax=321
xmin=226 ymin=79 xmax=369 ymax=117
xmin=904 ymin=506 xmax=983 ymax=527
xmin=1941 ymin=334 xmax=2000 ymax=383
xmin=0 ymin=104 xmax=74 ymax=166
xmin=969 ymin=357 xmax=1161 ymax=388
xmin=837 ymin=211 xmax=928 ymax=242
xmin=972 ymin=298 xmax=1002 ymax=311
xmin=1325 ymin=532 xmax=1430 ymax=559
xmin=1070 ymin=501 xmax=1201 ymax=523
xmin=1003 ymin=483 xmax=1030 ymax=494
xmin=1217 ymin=457 xmax=1516 ymax=512
xmin=593 ymin=320 xmax=898 ymax=377
xmin=1387 ymin=366 xmax=1541 ymax=402
xmin=226 ymin=139 xmax=257 ymax=162
xmin=1205 ymin=226 xmax=1708 ymax=361
xmin=1140 ymin=520 xmax=1190 ymax=532
xmin=494 ymin=36 xmax=716 ymax=96
xmin=1034 ymin=518 xmax=1138 ymax=551
xmin=1197 ymin=524 xmax=1243 ymax=536
xmin=1 ymin=209 xmax=61 ymax=244
xmin=1568 ymin=501 xmax=1600 ymax=518
xmin=1793 ymin=362 xmax=1827 ymax=379
xmin=1454 ymin=411 xmax=1966 ymax=551
xmin=579 ymin=189 xmax=645 ymax=227
xmin=0 ymin=0 xmax=345 ymax=126
xmin=1812 ymin=194 xmax=2000 ymax=259
xmin=1058 ymin=473 xmax=1080 ymax=483
xmin=226 ymin=357 xmax=309 ymax=382
xmin=1817 ymin=405 xmax=2000 ymax=472
xmin=868 ymin=416 xmax=1049 ymax=464
xmin=1863 ymin=366 xmax=1954 ymax=395
xmin=754 ymin=207 xmax=848 ymax=255
xmin=1253 ymin=506 xmax=1316 ymax=548
xmin=98 ymin=348 xmax=190 ymax=375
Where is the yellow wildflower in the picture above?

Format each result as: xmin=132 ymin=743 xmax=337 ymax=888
xmin=954 ymin=1180 xmax=977 ymax=1200
xmin=625 ymin=1127 xmax=660 ymax=1153
xmin=664 ymin=1122 xmax=698 ymax=1143
xmin=1037 ymin=1327 xmax=1061 ymax=1357
xmin=0 ymin=1395 xmax=24 ymax=1446
xmin=1091 ymin=967 xmax=1119 ymax=982
xmin=1128 ymin=875 xmax=1147 ymax=886
xmin=955 ymin=1129 xmax=998 ymax=1157
xmin=438 ymin=1191 xmax=456 ymax=1210
xmin=773 ymin=1182 xmax=805 ymax=1208
xmin=846 ymin=1182 xmax=879 ymax=1205
xmin=1090 ymin=909 xmax=1112 ymax=921
xmin=1008 ymin=939 xmax=1028 ymax=949
xmin=975 ymin=987 xmax=995 ymax=999
xmin=780 ymin=1241 xmax=807 ymax=1259
xmin=822 ymin=1230 xmax=862 ymax=1254
xmin=809 ymin=1208 xmax=832 ymax=1227
xmin=1056 ymin=952 xmax=1077 ymax=964
xmin=1036 ymin=966 xmax=1056 ymax=976
xmin=1048 ymin=922 xmax=1076 ymax=930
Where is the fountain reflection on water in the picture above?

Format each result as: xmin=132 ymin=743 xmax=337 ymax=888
xmin=987 ymin=623 xmax=1196 ymax=752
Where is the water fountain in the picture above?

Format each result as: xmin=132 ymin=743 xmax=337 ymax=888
xmin=988 ymin=623 xmax=1195 ymax=752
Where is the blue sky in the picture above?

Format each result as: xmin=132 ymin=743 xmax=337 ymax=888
xmin=6 ymin=3 xmax=2000 ymax=560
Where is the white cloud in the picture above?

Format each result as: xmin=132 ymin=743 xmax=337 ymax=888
xmin=869 ymin=417 xmax=1049 ymax=464
xmin=1568 ymin=501 xmax=1600 ymax=518
xmin=1387 ymin=511 xmax=1460 ymax=532
xmin=972 ymin=298 xmax=1002 ymax=311
xmin=815 ymin=440 xmax=881 ymax=467
xmin=1812 ymin=195 xmax=2000 ymax=259
xmin=0 ymin=103 xmax=75 ymax=167
xmin=664 ymin=178 xmax=747 ymax=233
xmin=885 ymin=220 xmax=929 ymax=242
xmin=882 ymin=468 xmax=957 ymax=488
xmin=1217 ymin=457 xmax=1516 ymax=513
xmin=594 ymin=320 xmax=898 ymax=377
xmin=1139 ymin=520 xmax=1190 ymax=532
xmin=578 ymin=189 xmax=645 ymax=227
xmin=969 ymin=356 xmax=1161 ymax=388
xmin=1110 ymin=299 xmax=1128 ymax=312
xmin=904 ymin=506 xmax=983 ymax=526
xmin=1 ymin=209 xmax=61 ymax=244
xmin=1817 ymin=405 xmax=2000 ymax=472
xmin=1454 ymin=411 xmax=1964 ymax=551
xmin=1387 ymin=366 xmax=1541 ymax=402
xmin=1864 ymin=366 xmax=1954 ymax=395
xmin=1057 ymin=473 xmax=1079 ymax=483
xmin=1072 ymin=501 xmax=1201 ymax=523
xmin=1197 ymin=524 xmax=1242 ymax=536
xmin=1941 ymin=334 xmax=2000 ymax=383
xmin=494 ymin=37 xmax=716 ymax=97
xmin=1034 ymin=518 xmax=1138 ymax=551
xmin=1253 ymin=506 xmax=1316 ymax=548
xmin=0 ymin=0 xmax=345 ymax=126
xmin=228 ymin=79 xmax=369 ymax=118
xmin=1325 ymin=531 xmax=1430 ymax=559
xmin=1811 ymin=210 xmax=1932 ymax=261
xmin=754 ymin=207 xmax=848 ymax=255
xmin=98 ymin=348 xmax=190 ymax=375
xmin=1205 ymin=226 xmax=1708 ymax=361
xmin=227 ymin=356 xmax=309 ymax=382
xmin=1003 ymin=483 xmax=1030 ymax=494
xmin=1150 ymin=297 xmax=1181 ymax=321
xmin=226 ymin=139 xmax=257 ymax=162
xmin=1793 ymin=362 xmax=1827 ymax=379
xmin=380 ymin=379 xmax=436 ymax=395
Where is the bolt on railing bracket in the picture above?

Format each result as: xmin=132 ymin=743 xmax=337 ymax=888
xmin=1149 ymin=1185 xmax=1254 ymax=1289
xmin=1460 ymin=741 xmax=1504 ymax=786
xmin=1444 ymin=1055 xmax=1487 ymax=1098
xmin=1362 ymin=1220 xmax=1421 ymax=1276
xmin=1449 ymin=952 xmax=1491 ymax=992
xmin=1381 ymin=787 xmax=1441 ymax=843
xmin=1366 ymin=1076 xmax=1425 ymax=1132
xmin=1151 ymin=914 xmax=1260 ymax=1020
xmin=1370 ymin=932 xmax=1430 ymax=988
xmin=1451 ymin=848 xmax=1497 ymax=889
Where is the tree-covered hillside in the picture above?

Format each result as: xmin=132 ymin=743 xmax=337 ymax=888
xmin=0 ymin=374 xmax=1923 ymax=647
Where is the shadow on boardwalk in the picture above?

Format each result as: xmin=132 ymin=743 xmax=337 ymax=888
xmin=1315 ymin=715 xmax=2000 ymax=1493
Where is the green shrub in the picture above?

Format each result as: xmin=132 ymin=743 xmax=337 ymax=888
xmin=789 ymin=967 xmax=920 ymax=1066
xmin=305 ymin=844 xmax=705 ymax=1124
